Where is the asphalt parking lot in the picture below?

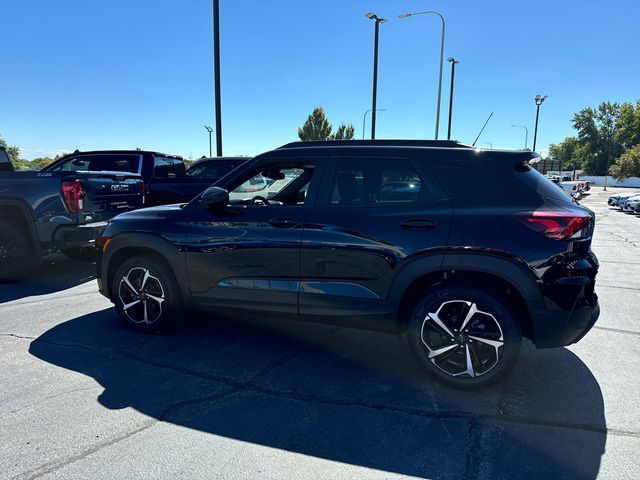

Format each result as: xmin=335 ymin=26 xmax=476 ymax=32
xmin=1 ymin=187 xmax=639 ymax=480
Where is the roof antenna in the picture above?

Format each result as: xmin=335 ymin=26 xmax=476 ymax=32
xmin=472 ymin=112 xmax=494 ymax=146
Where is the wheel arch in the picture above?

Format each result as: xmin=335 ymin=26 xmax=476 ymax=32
xmin=392 ymin=252 xmax=540 ymax=341
xmin=103 ymin=233 xmax=189 ymax=303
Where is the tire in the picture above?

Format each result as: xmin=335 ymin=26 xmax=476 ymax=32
xmin=112 ymin=254 xmax=182 ymax=331
xmin=0 ymin=220 xmax=37 ymax=282
xmin=61 ymin=247 xmax=97 ymax=262
xmin=406 ymin=285 xmax=521 ymax=390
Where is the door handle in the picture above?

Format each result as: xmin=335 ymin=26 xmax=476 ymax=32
xmin=269 ymin=217 xmax=298 ymax=228
xmin=400 ymin=219 xmax=437 ymax=231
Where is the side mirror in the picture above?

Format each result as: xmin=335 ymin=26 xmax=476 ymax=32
xmin=200 ymin=186 xmax=229 ymax=210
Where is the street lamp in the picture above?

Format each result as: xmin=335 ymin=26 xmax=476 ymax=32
xmin=446 ymin=57 xmax=460 ymax=140
xmin=511 ymin=124 xmax=529 ymax=150
xmin=204 ymin=125 xmax=213 ymax=157
xmin=362 ymin=108 xmax=387 ymax=139
xmin=399 ymin=10 xmax=446 ymax=140
xmin=532 ymin=94 xmax=548 ymax=152
xmin=366 ymin=12 xmax=387 ymax=140
xmin=212 ymin=0 xmax=223 ymax=156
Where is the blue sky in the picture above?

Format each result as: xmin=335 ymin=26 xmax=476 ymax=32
xmin=2 ymin=0 xmax=638 ymax=160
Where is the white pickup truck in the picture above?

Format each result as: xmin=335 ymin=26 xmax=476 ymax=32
xmin=558 ymin=181 xmax=586 ymax=199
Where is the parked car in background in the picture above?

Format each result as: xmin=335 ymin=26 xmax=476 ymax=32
xmin=608 ymin=191 xmax=640 ymax=207
xmin=41 ymin=150 xmax=214 ymax=207
xmin=96 ymin=139 xmax=599 ymax=390
xmin=186 ymin=156 xmax=249 ymax=181
xmin=0 ymin=146 xmax=144 ymax=280
xmin=622 ymin=195 xmax=640 ymax=212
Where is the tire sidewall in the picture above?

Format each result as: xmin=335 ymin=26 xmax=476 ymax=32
xmin=112 ymin=255 xmax=180 ymax=331
xmin=0 ymin=220 xmax=36 ymax=282
xmin=407 ymin=285 xmax=521 ymax=390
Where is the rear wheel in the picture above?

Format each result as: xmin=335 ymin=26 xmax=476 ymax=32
xmin=406 ymin=285 xmax=521 ymax=389
xmin=0 ymin=220 xmax=37 ymax=282
xmin=112 ymin=255 xmax=181 ymax=331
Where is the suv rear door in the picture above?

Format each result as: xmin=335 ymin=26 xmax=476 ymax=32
xmin=299 ymin=154 xmax=452 ymax=329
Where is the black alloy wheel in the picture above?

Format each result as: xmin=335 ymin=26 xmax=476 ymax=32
xmin=112 ymin=255 xmax=181 ymax=331
xmin=407 ymin=285 xmax=521 ymax=389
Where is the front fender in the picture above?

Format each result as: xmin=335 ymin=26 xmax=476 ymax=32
xmin=100 ymin=232 xmax=189 ymax=303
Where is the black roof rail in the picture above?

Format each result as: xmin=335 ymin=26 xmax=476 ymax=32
xmin=277 ymin=139 xmax=473 ymax=149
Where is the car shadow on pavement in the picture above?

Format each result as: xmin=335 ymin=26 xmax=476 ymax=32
xmin=0 ymin=253 xmax=96 ymax=304
xmin=29 ymin=308 xmax=606 ymax=479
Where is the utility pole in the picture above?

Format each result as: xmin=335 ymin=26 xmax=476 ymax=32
xmin=213 ymin=0 xmax=223 ymax=156
xmin=366 ymin=13 xmax=387 ymax=140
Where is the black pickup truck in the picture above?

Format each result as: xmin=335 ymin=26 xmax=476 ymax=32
xmin=41 ymin=150 xmax=215 ymax=207
xmin=0 ymin=146 xmax=144 ymax=281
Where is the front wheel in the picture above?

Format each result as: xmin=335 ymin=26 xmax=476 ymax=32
xmin=406 ymin=285 xmax=521 ymax=390
xmin=112 ymin=254 xmax=182 ymax=331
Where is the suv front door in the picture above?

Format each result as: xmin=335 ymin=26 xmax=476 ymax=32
xmin=299 ymin=155 xmax=452 ymax=329
xmin=184 ymin=156 xmax=326 ymax=315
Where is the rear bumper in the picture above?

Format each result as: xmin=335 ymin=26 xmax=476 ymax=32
xmin=53 ymin=222 xmax=108 ymax=248
xmin=531 ymin=292 xmax=600 ymax=348
xmin=530 ymin=250 xmax=600 ymax=348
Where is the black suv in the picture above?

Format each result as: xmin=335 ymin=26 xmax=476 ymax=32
xmin=96 ymin=140 xmax=600 ymax=389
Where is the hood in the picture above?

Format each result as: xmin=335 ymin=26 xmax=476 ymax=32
xmin=112 ymin=203 xmax=185 ymax=221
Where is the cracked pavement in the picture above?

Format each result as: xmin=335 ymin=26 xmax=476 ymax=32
xmin=1 ymin=188 xmax=639 ymax=479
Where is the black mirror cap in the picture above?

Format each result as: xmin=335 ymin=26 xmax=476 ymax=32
xmin=200 ymin=186 xmax=229 ymax=209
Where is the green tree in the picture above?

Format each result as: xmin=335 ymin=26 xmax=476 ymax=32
xmin=29 ymin=157 xmax=55 ymax=170
xmin=298 ymin=107 xmax=332 ymax=141
xmin=330 ymin=123 xmax=355 ymax=140
xmin=572 ymin=102 xmax=623 ymax=175
xmin=297 ymin=107 xmax=355 ymax=141
xmin=548 ymin=136 xmax=581 ymax=171
xmin=610 ymin=144 xmax=640 ymax=179
xmin=616 ymin=100 xmax=640 ymax=150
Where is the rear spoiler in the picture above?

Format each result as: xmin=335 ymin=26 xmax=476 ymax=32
xmin=0 ymin=147 xmax=14 ymax=172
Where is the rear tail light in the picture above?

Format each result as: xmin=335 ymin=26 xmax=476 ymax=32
xmin=512 ymin=211 xmax=592 ymax=240
xmin=140 ymin=181 xmax=146 ymax=205
xmin=61 ymin=179 xmax=85 ymax=213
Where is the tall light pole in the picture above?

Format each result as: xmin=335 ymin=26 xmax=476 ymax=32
xmin=532 ymin=94 xmax=548 ymax=152
xmin=511 ymin=124 xmax=529 ymax=150
xmin=204 ymin=125 xmax=213 ymax=157
xmin=366 ymin=13 xmax=387 ymax=140
xmin=213 ymin=0 xmax=223 ymax=156
xmin=446 ymin=57 xmax=459 ymax=140
xmin=362 ymin=108 xmax=387 ymax=139
xmin=399 ymin=10 xmax=445 ymax=139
